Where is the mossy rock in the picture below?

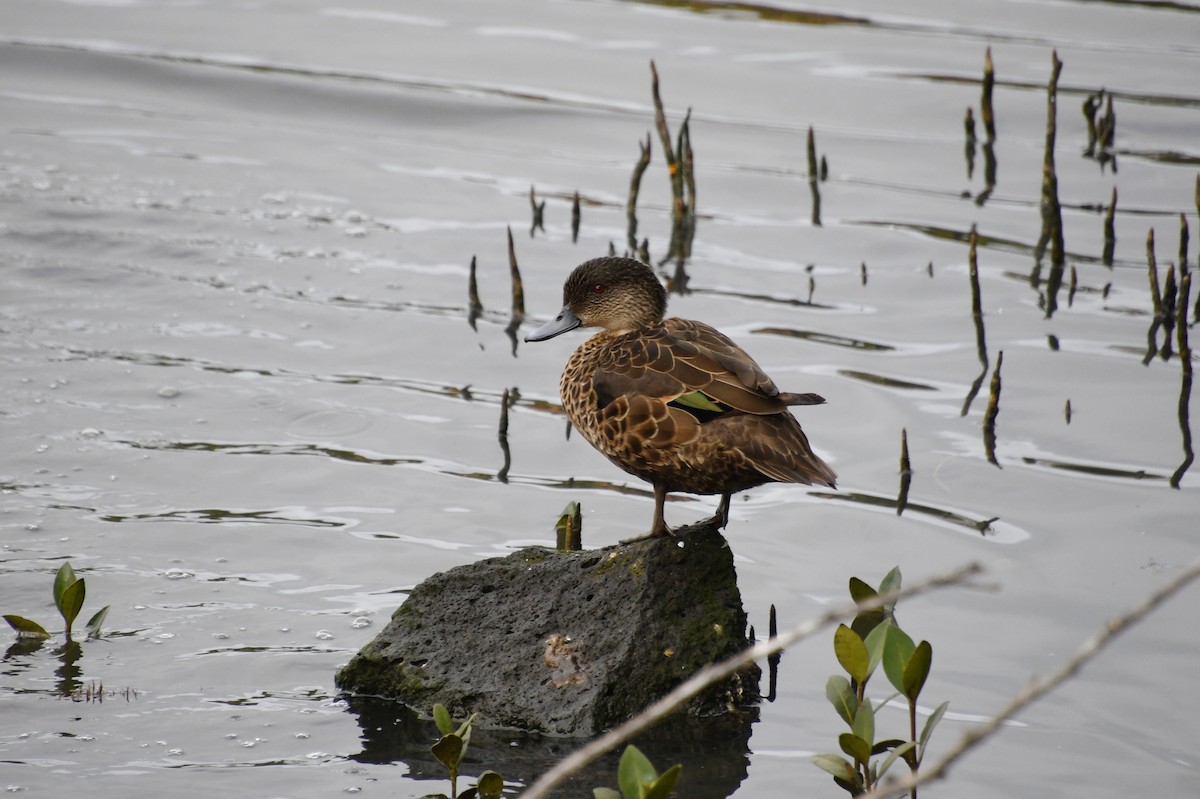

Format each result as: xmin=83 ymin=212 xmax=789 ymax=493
xmin=335 ymin=519 xmax=760 ymax=736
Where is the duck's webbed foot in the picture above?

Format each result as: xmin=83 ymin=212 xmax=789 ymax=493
xmin=711 ymin=493 xmax=732 ymax=529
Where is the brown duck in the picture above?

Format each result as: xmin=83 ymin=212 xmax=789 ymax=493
xmin=526 ymin=256 xmax=836 ymax=537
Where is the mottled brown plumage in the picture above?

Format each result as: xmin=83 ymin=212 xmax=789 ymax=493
xmin=526 ymin=256 xmax=836 ymax=537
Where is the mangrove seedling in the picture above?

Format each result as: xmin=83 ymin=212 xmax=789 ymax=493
xmin=429 ymin=704 xmax=502 ymax=799
xmin=4 ymin=562 xmax=110 ymax=642
xmin=812 ymin=567 xmax=947 ymax=798
xmin=594 ymin=744 xmax=682 ymax=799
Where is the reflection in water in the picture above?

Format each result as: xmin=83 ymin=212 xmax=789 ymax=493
xmin=55 ymin=641 xmax=84 ymax=697
xmin=753 ymin=327 xmax=893 ymax=351
xmin=765 ymin=604 xmax=780 ymax=703
xmin=344 ymin=695 xmax=753 ymax=799
xmin=814 ymin=491 xmax=1000 ymax=536
xmin=529 ymin=185 xmax=546 ymax=238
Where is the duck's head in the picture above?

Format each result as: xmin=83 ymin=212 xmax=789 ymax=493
xmin=525 ymin=257 xmax=668 ymax=342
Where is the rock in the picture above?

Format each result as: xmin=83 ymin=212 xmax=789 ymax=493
xmin=335 ymin=519 xmax=760 ymax=736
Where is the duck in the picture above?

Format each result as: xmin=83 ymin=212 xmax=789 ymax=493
xmin=526 ymin=256 xmax=836 ymax=538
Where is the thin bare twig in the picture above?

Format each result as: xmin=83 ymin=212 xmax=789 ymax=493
xmin=517 ymin=563 xmax=984 ymax=799
xmin=858 ymin=557 xmax=1200 ymax=799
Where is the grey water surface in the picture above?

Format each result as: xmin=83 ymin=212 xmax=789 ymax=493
xmin=2 ymin=0 xmax=1198 ymax=797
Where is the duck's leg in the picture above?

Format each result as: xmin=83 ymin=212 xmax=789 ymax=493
xmin=649 ymin=483 xmax=673 ymax=537
xmin=714 ymin=492 xmax=732 ymax=529
xmin=622 ymin=484 xmax=674 ymax=542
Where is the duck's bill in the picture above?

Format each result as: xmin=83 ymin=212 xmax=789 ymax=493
xmin=525 ymin=306 xmax=581 ymax=342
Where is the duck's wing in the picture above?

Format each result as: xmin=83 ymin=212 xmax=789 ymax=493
xmin=592 ymin=319 xmax=824 ymax=417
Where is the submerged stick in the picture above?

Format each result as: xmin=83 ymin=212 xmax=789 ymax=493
xmin=1102 ymin=186 xmax=1117 ymax=266
xmin=1173 ymin=273 xmax=1194 ymax=489
xmin=980 ymin=47 xmax=996 ymax=143
xmin=627 ymin=133 xmax=651 ymax=255
xmin=571 ymin=191 xmax=581 ymax=244
xmin=807 ymin=125 xmax=822 ymax=227
xmin=650 ymin=60 xmax=694 ymax=272
xmin=897 ymin=428 xmax=912 ymax=516
xmin=983 ymin=350 xmax=1003 ymax=467
xmin=964 ymin=106 xmax=977 ymax=179
xmin=507 ymin=226 xmax=525 ymax=319
xmin=505 ymin=227 xmax=525 ymax=356
xmin=962 ymin=226 xmax=990 ymax=416
xmin=1035 ymin=52 xmax=1065 ymax=320
xmin=1082 ymin=90 xmax=1101 ymax=157
xmin=467 ymin=255 xmax=483 ymax=331
xmin=497 ymin=388 xmax=512 ymax=483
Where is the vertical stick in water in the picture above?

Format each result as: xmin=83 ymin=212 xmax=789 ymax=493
xmin=980 ymin=47 xmax=996 ymax=143
xmin=498 ymin=388 xmax=512 ymax=484
xmin=807 ymin=126 xmax=822 ymax=227
xmin=627 ymin=133 xmax=651 ymax=256
xmin=467 ymin=255 xmax=483 ymax=331
xmin=983 ymin=351 xmax=1004 ymax=468
xmin=571 ymin=191 xmax=581 ymax=244
xmin=897 ymin=428 xmax=912 ymax=516
xmin=1102 ymin=186 xmax=1117 ymax=266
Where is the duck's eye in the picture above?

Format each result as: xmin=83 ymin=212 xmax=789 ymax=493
xmin=592 ymin=284 xmax=605 ymax=295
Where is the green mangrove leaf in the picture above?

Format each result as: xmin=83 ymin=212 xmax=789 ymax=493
xmin=920 ymin=700 xmax=950 ymax=751
xmin=811 ymin=753 xmax=858 ymax=783
xmin=876 ymin=741 xmax=916 ymax=781
xmin=871 ymin=738 xmax=909 ymax=756
xmin=58 ymin=578 xmax=86 ymax=631
xmin=825 ymin=675 xmax=858 ymax=727
xmin=53 ymin=563 xmax=78 ymax=608
xmin=475 ymin=770 xmax=504 ymax=799
xmin=833 ymin=624 xmax=870 ymax=684
xmin=454 ymin=712 xmax=477 ymax=761
xmin=851 ymin=697 xmax=875 ymax=747
xmin=431 ymin=732 xmax=463 ymax=771
xmin=838 ymin=732 xmax=871 ymax=765
xmin=617 ymin=745 xmax=657 ymax=799
xmin=643 ymin=763 xmax=682 ymax=799
xmin=863 ymin=621 xmax=897 ymax=681
xmin=879 ymin=624 xmax=916 ymax=695
xmin=593 ymin=790 xmax=622 ymax=799
xmin=848 ymin=577 xmax=877 ymax=604
xmin=4 ymin=615 xmax=50 ymax=639
xmin=833 ymin=776 xmax=861 ymax=796
xmin=455 ymin=712 xmax=478 ymax=739
xmin=903 ymin=640 xmax=933 ymax=701
xmin=85 ymin=605 xmax=111 ymax=639
xmin=433 ymin=703 xmax=454 ymax=735
xmin=878 ymin=567 xmax=902 ymax=613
